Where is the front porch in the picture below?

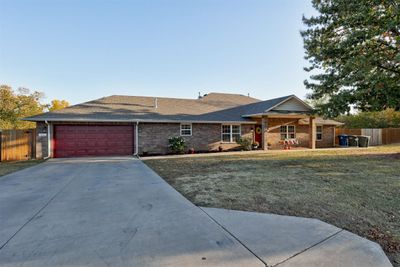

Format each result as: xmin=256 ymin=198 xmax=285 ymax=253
xmin=250 ymin=115 xmax=325 ymax=151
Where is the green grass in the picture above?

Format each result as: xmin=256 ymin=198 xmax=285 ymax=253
xmin=0 ymin=160 xmax=44 ymax=177
xmin=145 ymin=145 xmax=400 ymax=266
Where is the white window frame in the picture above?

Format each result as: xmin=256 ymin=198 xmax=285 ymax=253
xmin=316 ymin=125 xmax=323 ymax=141
xmin=221 ymin=124 xmax=241 ymax=143
xmin=180 ymin=123 xmax=192 ymax=136
xmin=280 ymin=125 xmax=296 ymax=140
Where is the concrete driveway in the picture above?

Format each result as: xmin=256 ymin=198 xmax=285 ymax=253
xmin=0 ymin=157 xmax=392 ymax=267
xmin=0 ymin=157 xmax=262 ymax=267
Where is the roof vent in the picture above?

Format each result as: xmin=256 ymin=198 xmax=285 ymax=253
xmin=154 ymin=97 xmax=158 ymax=109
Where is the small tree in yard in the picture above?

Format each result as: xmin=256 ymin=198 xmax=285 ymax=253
xmin=168 ymin=137 xmax=186 ymax=154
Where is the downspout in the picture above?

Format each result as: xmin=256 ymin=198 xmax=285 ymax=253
xmin=134 ymin=121 xmax=139 ymax=156
xmin=44 ymin=120 xmax=51 ymax=159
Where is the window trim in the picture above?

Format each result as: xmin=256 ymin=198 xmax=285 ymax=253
xmin=280 ymin=125 xmax=296 ymax=140
xmin=180 ymin=123 xmax=192 ymax=136
xmin=221 ymin=124 xmax=241 ymax=143
xmin=316 ymin=125 xmax=323 ymax=141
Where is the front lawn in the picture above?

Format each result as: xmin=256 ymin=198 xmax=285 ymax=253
xmin=0 ymin=160 xmax=44 ymax=177
xmin=145 ymin=145 xmax=400 ymax=266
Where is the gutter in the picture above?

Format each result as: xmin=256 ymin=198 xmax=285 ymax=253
xmin=22 ymin=118 xmax=257 ymax=124
xmin=134 ymin=121 xmax=139 ymax=156
xmin=44 ymin=120 xmax=51 ymax=159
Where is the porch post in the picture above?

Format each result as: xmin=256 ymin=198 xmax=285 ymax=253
xmin=261 ymin=116 xmax=268 ymax=150
xmin=309 ymin=116 xmax=316 ymax=149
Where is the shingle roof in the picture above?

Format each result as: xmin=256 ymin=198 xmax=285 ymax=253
xmin=195 ymin=95 xmax=294 ymax=120
xmin=26 ymin=93 xmax=341 ymax=124
xmin=24 ymin=93 xmax=265 ymax=122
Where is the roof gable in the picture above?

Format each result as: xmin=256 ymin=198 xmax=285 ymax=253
xmin=269 ymin=95 xmax=313 ymax=113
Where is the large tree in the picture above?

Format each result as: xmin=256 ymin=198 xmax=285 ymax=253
xmin=0 ymin=85 xmax=46 ymax=129
xmin=0 ymin=85 xmax=71 ymax=129
xmin=301 ymin=0 xmax=400 ymax=117
xmin=49 ymin=99 xmax=70 ymax=111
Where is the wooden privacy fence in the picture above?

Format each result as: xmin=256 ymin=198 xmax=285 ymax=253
xmin=335 ymin=128 xmax=400 ymax=146
xmin=0 ymin=129 xmax=36 ymax=161
xmin=382 ymin=128 xmax=400 ymax=144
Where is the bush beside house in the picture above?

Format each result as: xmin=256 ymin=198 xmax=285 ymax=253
xmin=336 ymin=109 xmax=400 ymax=128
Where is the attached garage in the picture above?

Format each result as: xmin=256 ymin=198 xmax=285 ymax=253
xmin=54 ymin=125 xmax=134 ymax=158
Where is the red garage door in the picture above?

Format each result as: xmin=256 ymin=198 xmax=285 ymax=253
xmin=54 ymin=125 xmax=134 ymax=158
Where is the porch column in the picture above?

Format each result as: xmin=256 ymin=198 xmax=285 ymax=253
xmin=261 ymin=116 xmax=268 ymax=150
xmin=309 ymin=116 xmax=316 ymax=149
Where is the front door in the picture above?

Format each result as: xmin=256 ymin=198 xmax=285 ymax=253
xmin=255 ymin=125 xmax=262 ymax=146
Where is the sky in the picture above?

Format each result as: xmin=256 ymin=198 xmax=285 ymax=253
xmin=0 ymin=0 xmax=317 ymax=105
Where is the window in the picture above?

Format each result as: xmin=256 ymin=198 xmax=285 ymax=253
xmin=280 ymin=125 xmax=296 ymax=140
xmin=180 ymin=123 xmax=192 ymax=136
xmin=316 ymin=125 xmax=323 ymax=141
xmin=232 ymin=125 xmax=241 ymax=142
xmin=221 ymin=125 xmax=241 ymax=143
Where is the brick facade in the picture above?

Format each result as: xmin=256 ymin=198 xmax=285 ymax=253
xmin=34 ymin=119 xmax=335 ymax=158
xmin=265 ymin=118 xmax=309 ymax=149
xmin=138 ymin=123 xmax=253 ymax=155
xmin=263 ymin=118 xmax=335 ymax=149
xmin=316 ymin=125 xmax=335 ymax=148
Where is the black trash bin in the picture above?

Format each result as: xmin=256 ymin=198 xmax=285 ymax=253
xmin=358 ymin=135 xmax=370 ymax=147
xmin=338 ymin=134 xmax=349 ymax=147
xmin=348 ymin=135 xmax=359 ymax=147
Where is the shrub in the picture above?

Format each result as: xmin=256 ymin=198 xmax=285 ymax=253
xmin=168 ymin=136 xmax=186 ymax=154
xmin=336 ymin=109 xmax=400 ymax=128
xmin=237 ymin=137 xmax=252 ymax=151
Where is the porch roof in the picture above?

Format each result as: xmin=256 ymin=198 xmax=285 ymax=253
xmin=298 ymin=117 xmax=344 ymax=126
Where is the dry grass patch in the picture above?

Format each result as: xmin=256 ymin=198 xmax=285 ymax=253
xmin=0 ymin=160 xmax=44 ymax=177
xmin=145 ymin=145 xmax=400 ymax=266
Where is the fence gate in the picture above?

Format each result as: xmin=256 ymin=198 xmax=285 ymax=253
xmin=0 ymin=129 xmax=36 ymax=161
xmin=361 ymin=128 xmax=382 ymax=146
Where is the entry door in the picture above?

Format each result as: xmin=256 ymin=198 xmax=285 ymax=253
xmin=255 ymin=125 xmax=262 ymax=145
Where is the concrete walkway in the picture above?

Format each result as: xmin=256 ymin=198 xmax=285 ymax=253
xmin=0 ymin=157 xmax=392 ymax=266
xmin=202 ymin=208 xmax=392 ymax=267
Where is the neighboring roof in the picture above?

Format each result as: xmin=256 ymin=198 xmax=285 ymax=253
xmin=298 ymin=117 xmax=344 ymax=126
xmin=24 ymin=93 xmax=262 ymax=123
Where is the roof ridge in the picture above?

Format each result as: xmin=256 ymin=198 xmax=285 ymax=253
xmin=107 ymin=95 xmax=199 ymax=101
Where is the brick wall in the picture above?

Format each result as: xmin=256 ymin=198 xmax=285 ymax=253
xmin=138 ymin=123 xmax=254 ymax=155
xmin=266 ymin=118 xmax=308 ymax=149
xmin=263 ymin=118 xmax=335 ymax=149
xmin=316 ymin=125 xmax=335 ymax=148
xmin=34 ymin=119 xmax=335 ymax=158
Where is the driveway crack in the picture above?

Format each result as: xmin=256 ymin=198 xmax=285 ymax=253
xmin=272 ymin=229 xmax=344 ymax=266
xmin=199 ymin=207 xmax=269 ymax=267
